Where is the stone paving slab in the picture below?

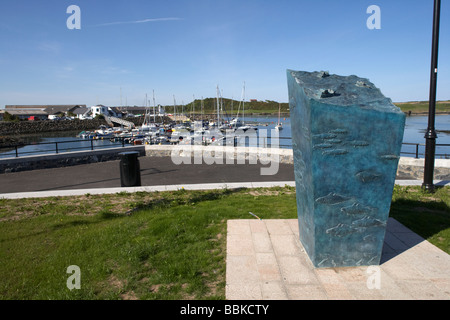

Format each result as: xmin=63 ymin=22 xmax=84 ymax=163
xmin=226 ymin=218 xmax=450 ymax=300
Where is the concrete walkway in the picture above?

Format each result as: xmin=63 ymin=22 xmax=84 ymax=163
xmin=0 ymin=156 xmax=295 ymax=195
xmin=226 ymin=218 xmax=450 ymax=300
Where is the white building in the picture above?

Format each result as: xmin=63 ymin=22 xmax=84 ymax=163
xmin=91 ymin=105 xmax=109 ymax=118
xmin=157 ymin=105 xmax=166 ymax=116
xmin=90 ymin=105 xmax=124 ymax=118
xmin=73 ymin=107 xmax=92 ymax=120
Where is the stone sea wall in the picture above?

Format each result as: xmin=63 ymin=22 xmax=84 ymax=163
xmin=0 ymin=116 xmax=176 ymax=137
xmin=396 ymin=157 xmax=450 ymax=181
xmin=0 ymin=136 xmax=26 ymax=148
xmin=0 ymin=146 xmax=145 ymax=174
xmin=0 ymin=119 xmax=109 ymax=136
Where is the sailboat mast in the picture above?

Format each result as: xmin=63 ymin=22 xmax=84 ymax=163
xmin=173 ymin=95 xmax=177 ymax=124
xmin=201 ymin=97 xmax=204 ymax=124
xmin=220 ymin=89 xmax=224 ymax=122
xmin=144 ymin=93 xmax=148 ymax=126
xmin=278 ymin=103 xmax=281 ymax=123
xmin=192 ymin=94 xmax=195 ymax=120
xmin=242 ymin=82 xmax=245 ymax=125
xmin=216 ymin=85 xmax=220 ymax=126
xmin=153 ymin=90 xmax=156 ymax=123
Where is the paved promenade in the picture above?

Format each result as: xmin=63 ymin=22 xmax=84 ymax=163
xmin=0 ymin=156 xmax=295 ymax=195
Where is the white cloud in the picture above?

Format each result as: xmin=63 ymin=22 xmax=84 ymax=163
xmin=93 ymin=17 xmax=182 ymax=27
xmin=37 ymin=41 xmax=62 ymax=55
xmin=101 ymin=66 xmax=130 ymax=75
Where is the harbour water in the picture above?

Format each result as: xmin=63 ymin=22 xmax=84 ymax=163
xmin=0 ymin=115 xmax=449 ymax=159
xmin=244 ymin=114 xmax=450 ymax=158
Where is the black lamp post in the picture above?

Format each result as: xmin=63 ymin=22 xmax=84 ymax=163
xmin=423 ymin=0 xmax=441 ymax=192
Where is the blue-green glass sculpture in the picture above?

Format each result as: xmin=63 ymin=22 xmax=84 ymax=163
xmin=287 ymin=70 xmax=405 ymax=268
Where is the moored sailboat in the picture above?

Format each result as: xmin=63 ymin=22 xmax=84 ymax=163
xmin=275 ymin=103 xmax=283 ymax=131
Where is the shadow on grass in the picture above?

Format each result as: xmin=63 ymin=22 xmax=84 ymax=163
xmin=382 ymin=187 xmax=450 ymax=262
xmin=389 ymin=197 xmax=450 ymax=240
xmin=128 ymin=187 xmax=246 ymax=214
xmin=0 ymin=212 xmax=126 ymax=244
xmin=51 ymin=211 xmax=125 ymax=230
xmin=51 ymin=219 xmax=92 ymax=230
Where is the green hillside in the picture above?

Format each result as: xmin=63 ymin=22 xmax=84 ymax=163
xmin=163 ymin=98 xmax=289 ymax=115
xmin=161 ymin=98 xmax=450 ymax=115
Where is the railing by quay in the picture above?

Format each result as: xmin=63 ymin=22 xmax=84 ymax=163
xmin=219 ymin=137 xmax=449 ymax=159
xmin=400 ymin=142 xmax=450 ymax=159
xmin=0 ymin=136 xmax=449 ymax=159
xmin=0 ymin=138 xmax=131 ymax=158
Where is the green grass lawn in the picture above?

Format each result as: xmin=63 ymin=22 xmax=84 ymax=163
xmin=0 ymin=185 xmax=448 ymax=300
xmin=390 ymin=185 xmax=450 ymax=253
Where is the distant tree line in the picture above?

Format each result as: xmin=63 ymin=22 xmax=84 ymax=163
xmin=161 ymin=98 xmax=290 ymax=115
xmin=2 ymin=112 xmax=19 ymax=122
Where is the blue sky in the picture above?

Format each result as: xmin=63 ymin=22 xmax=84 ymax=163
xmin=0 ymin=0 xmax=449 ymax=108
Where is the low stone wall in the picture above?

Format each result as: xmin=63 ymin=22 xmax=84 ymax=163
xmin=0 ymin=119 xmax=108 ymax=136
xmin=145 ymin=145 xmax=294 ymax=164
xmin=0 ymin=146 xmax=145 ymax=174
xmin=0 ymin=116 xmax=173 ymax=136
xmin=145 ymin=145 xmax=450 ymax=180
xmin=397 ymin=157 xmax=450 ymax=180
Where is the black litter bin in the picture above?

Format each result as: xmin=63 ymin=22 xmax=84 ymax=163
xmin=119 ymin=151 xmax=141 ymax=187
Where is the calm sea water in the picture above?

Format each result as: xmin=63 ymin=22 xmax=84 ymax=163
xmin=0 ymin=130 xmax=122 ymax=159
xmin=1 ymin=115 xmax=449 ymax=159
xmin=245 ymin=114 xmax=450 ymax=158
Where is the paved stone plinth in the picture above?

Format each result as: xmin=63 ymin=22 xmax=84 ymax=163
xmin=226 ymin=218 xmax=450 ymax=300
